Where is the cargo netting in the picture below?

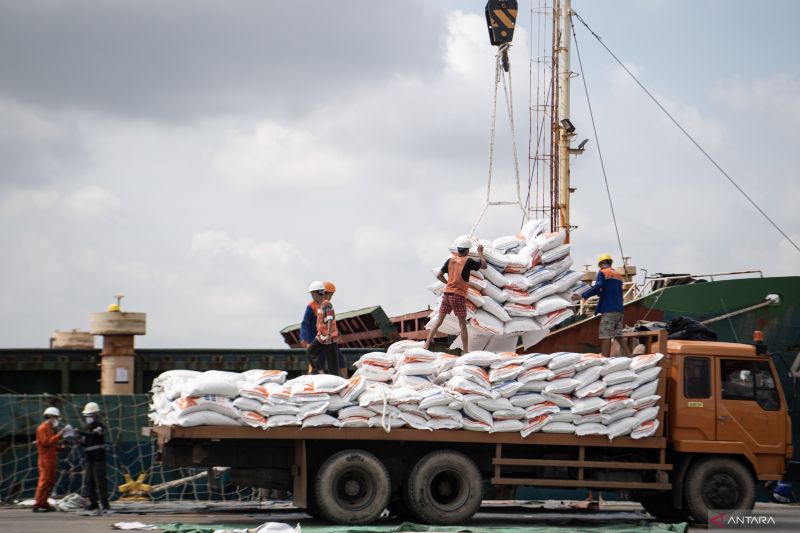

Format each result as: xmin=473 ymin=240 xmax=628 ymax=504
xmin=0 ymin=394 xmax=258 ymax=502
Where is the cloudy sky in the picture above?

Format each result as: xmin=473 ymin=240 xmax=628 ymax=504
xmin=1 ymin=0 xmax=798 ymax=348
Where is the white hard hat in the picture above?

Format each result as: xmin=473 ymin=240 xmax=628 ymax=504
xmin=453 ymin=236 xmax=473 ymax=250
xmin=82 ymin=402 xmax=100 ymax=415
xmin=43 ymin=407 xmax=60 ymax=417
xmin=308 ymin=281 xmax=325 ymax=293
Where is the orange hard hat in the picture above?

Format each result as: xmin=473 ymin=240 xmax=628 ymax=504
xmin=323 ymin=281 xmax=336 ymax=294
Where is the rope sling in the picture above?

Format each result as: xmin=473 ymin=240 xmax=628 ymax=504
xmin=470 ymin=43 xmax=528 ymax=238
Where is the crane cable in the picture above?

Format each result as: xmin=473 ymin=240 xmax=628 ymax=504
xmin=572 ymin=11 xmax=800 ymax=255
xmin=570 ymin=15 xmax=627 ymax=265
xmin=470 ymin=43 xmax=528 ymax=237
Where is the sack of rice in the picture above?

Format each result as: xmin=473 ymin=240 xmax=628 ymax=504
xmin=631 ymin=419 xmax=660 ymax=439
xmin=632 ymin=367 xmax=662 ymax=388
xmin=489 ymin=419 xmax=524 ymax=433
xmin=606 ymin=416 xmax=639 ymax=440
xmin=542 ymin=421 xmax=576 ymax=434
xmin=462 ymin=418 xmax=492 ymax=432
xmin=633 ymin=395 xmax=661 ymax=410
xmin=521 ymin=414 xmax=551 ymax=437
xmin=630 ymin=352 xmax=664 ymax=372
xmin=241 ymin=369 xmax=288 ymax=385
xmin=303 ymin=414 xmax=339 ymax=428
xmin=574 ymin=353 xmax=606 ymax=371
xmin=575 ymin=422 xmax=609 ymax=436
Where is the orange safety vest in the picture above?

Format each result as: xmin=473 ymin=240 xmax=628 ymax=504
xmin=599 ymin=267 xmax=623 ymax=281
xmin=444 ymin=254 xmax=470 ymax=298
xmin=315 ymin=299 xmax=339 ymax=344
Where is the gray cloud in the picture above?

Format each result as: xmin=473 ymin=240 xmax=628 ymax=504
xmin=0 ymin=0 xmax=446 ymax=120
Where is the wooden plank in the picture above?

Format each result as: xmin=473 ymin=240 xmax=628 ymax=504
xmin=155 ymin=425 xmax=667 ymax=448
xmin=292 ymin=440 xmax=307 ymax=509
xmin=494 ymin=444 xmax=502 ymax=481
xmin=492 ymin=458 xmax=672 ymax=471
xmin=491 ymin=478 xmax=672 ymax=490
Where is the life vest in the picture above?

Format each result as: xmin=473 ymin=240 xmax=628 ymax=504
xmin=444 ymin=254 xmax=470 ymax=298
xmin=599 ymin=267 xmax=623 ymax=281
xmin=315 ymin=299 xmax=339 ymax=343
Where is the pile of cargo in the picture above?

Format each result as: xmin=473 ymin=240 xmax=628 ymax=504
xmin=427 ymin=219 xmax=590 ymax=352
xmin=149 ymin=341 xmax=662 ymax=440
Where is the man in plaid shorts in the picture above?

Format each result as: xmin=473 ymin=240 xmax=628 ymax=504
xmin=424 ymin=236 xmax=487 ymax=353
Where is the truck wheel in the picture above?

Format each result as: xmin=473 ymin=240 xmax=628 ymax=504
xmin=314 ymin=449 xmax=390 ymax=525
xmin=684 ymin=457 xmax=755 ymax=523
xmin=405 ymin=450 xmax=482 ymax=525
xmin=637 ymin=493 xmax=690 ymax=523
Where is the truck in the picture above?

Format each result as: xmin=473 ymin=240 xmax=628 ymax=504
xmin=148 ymin=331 xmax=793 ymax=525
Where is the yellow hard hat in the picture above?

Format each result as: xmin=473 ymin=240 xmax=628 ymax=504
xmin=597 ymin=253 xmax=613 ymax=265
xmin=107 ymin=303 xmax=121 ymax=312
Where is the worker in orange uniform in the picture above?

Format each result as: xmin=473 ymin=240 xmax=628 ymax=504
xmin=306 ymin=282 xmax=340 ymax=375
xmin=424 ymin=236 xmax=487 ymax=353
xmin=572 ymin=253 xmax=629 ymax=356
xmin=322 ymin=281 xmax=348 ymax=377
xmin=301 ymin=281 xmax=326 ymax=374
xmin=33 ymin=406 xmax=66 ymax=512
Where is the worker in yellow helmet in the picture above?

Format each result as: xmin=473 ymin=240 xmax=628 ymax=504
xmin=572 ymin=254 xmax=629 ymax=356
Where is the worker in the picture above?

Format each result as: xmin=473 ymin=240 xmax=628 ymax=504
xmin=306 ymin=282 xmax=340 ymax=375
xmin=33 ymin=407 xmax=65 ymax=512
xmin=301 ymin=281 xmax=326 ymax=373
xmin=322 ymin=281 xmax=348 ymax=378
xmin=572 ymin=253 xmax=629 ymax=356
xmin=80 ymin=402 xmax=110 ymax=515
xmin=424 ymin=237 xmax=487 ymax=353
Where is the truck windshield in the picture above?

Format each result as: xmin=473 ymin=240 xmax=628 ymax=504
xmin=721 ymin=359 xmax=779 ymax=411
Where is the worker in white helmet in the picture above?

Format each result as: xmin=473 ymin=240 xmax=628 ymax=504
xmin=79 ymin=402 xmax=110 ymax=515
xmin=33 ymin=407 xmax=65 ymax=512
xmin=301 ymin=281 xmax=326 ymax=373
xmin=306 ymin=281 xmax=341 ymax=375
xmin=424 ymin=236 xmax=486 ymax=353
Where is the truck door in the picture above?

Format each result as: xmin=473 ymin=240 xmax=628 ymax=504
xmin=717 ymin=358 xmax=785 ymax=452
xmin=672 ymin=356 xmax=716 ymax=441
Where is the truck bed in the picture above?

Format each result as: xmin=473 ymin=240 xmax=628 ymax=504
xmin=150 ymin=424 xmax=666 ymax=449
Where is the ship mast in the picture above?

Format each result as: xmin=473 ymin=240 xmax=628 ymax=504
xmin=552 ymin=0 xmax=573 ymax=240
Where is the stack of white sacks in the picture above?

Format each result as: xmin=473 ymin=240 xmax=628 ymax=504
xmin=149 ymin=342 xmax=663 ymax=441
xmin=426 ymin=219 xmax=591 ymax=352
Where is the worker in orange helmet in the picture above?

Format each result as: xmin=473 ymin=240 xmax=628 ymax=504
xmin=424 ymin=236 xmax=487 ymax=353
xmin=322 ymin=281 xmax=348 ymax=377
xmin=33 ymin=407 xmax=66 ymax=512
xmin=306 ymin=281 xmax=341 ymax=375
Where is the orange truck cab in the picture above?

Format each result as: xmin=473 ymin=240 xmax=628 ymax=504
xmin=641 ymin=338 xmax=793 ymax=521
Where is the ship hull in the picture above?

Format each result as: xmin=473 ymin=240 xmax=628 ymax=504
xmin=536 ymin=276 xmax=800 ymax=355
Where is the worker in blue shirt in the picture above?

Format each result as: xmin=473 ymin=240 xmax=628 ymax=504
xmin=573 ymin=254 xmax=629 ymax=356
xmin=301 ymin=281 xmax=326 ymax=373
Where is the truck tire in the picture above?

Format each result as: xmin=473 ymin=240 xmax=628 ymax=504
xmin=314 ymin=449 xmax=390 ymax=525
xmin=405 ymin=450 xmax=482 ymax=525
xmin=684 ymin=457 xmax=755 ymax=523
xmin=637 ymin=493 xmax=690 ymax=523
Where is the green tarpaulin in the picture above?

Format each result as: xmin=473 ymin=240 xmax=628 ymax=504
xmin=157 ymin=520 xmax=688 ymax=533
